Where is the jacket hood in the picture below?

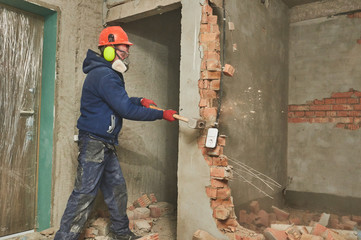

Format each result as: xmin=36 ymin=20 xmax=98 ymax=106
xmin=83 ymin=49 xmax=112 ymax=74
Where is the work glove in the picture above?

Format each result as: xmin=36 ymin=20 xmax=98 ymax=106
xmin=141 ymin=98 xmax=157 ymax=108
xmin=163 ymin=110 xmax=177 ymax=122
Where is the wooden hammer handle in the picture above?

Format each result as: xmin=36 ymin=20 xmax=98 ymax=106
xmin=150 ymin=105 xmax=188 ymax=122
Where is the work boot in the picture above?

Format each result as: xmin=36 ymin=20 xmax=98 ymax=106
xmin=108 ymin=230 xmax=141 ymax=240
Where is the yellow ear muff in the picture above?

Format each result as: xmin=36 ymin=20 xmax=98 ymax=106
xmin=103 ymin=46 xmax=115 ymax=61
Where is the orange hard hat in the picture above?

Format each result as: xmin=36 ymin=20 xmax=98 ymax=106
xmin=98 ymin=26 xmax=133 ymax=47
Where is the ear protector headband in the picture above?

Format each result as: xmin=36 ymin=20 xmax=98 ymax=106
xmin=103 ymin=33 xmax=116 ymax=62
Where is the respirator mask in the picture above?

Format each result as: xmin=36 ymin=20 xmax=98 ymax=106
xmin=112 ymin=57 xmax=130 ymax=73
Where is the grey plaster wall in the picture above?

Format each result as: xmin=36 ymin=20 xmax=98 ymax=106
xmin=116 ymin=9 xmax=180 ymax=206
xmin=177 ymin=0 xmax=227 ymax=239
xmin=218 ymin=0 xmax=289 ymax=211
xmin=288 ymin=15 xmax=361 ymax=199
xmin=25 ymin=0 xmax=103 ymax=227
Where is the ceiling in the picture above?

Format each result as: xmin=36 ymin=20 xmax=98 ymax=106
xmin=282 ymin=0 xmax=322 ymax=8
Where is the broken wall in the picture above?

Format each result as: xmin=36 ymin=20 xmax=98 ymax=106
xmin=23 ymin=0 xmax=104 ymax=227
xmin=287 ymin=2 xmax=361 ymax=214
xmin=218 ymin=0 xmax=289 ymax=210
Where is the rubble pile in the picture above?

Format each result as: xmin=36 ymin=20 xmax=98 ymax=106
xmin=79 ymin=193 xmax=174 ymax=240
xmin=236 ymin=201 xmax=361 ymax=240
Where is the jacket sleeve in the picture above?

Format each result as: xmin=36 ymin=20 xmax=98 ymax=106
xmin=98 ymin=73 xmax=163 ymax=121
xmin=129 ymin=97 xmax=142 ymax=106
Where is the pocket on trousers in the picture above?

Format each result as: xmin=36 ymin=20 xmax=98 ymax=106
xmin=85 ymin=139 xmax=105 ymax=163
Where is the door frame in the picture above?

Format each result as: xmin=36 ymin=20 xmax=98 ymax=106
xmin=0 ymin=0 xmax=57 ymax=232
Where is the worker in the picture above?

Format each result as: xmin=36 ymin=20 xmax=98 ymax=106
xmin=54 ymin=26 xmax=177 ymax=240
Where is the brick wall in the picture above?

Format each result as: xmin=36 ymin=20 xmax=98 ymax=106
xmin=288 ymin=89 xmax=361 ymax=130
xmin=197 ymin=1 xmax=261 ymax=239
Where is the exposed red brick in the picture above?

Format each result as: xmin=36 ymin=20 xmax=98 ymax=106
xmin=326 ymin=111 xmax=337 ymax=117
xmin=210 ymin=166 xmax=231 ymax=179
xmin=305 ymin=111 xmax=316 ymax=117
xmin=294 ymin=111 xmax=305 ymax=117
xmin=211 ymin=178 xmax=228 ymax=188
xmin=348 ymin=97 xmax=359 ymax=104
xmin=202 ymin=4 xmax=213 ymax=15
xmin=211 ymin=198 xmax=234 ymax=209
xmin=335 ymin=98 xmax=348 ymax=104
xmin=201 ymin=71 xmax=221 ymax=80
xmin=212 ymin=155 xmax=228 ymax=166
xmin=310 ymin=105 xmax=332 ymax=111
xmin=336 ymin=111 xmax=349 ymax=117
xmin=315 ymin=111 xmax=326 ymax=117
xmin=336 ymin=123 xmax=346 ymax=129
xmin=347 ymin=124 xmax=360 ymax=130
xmin=199 ymin=98 xmax=209 ymax=107
xmin=207 ymin=145 xmax=223 ymax=156
xmin=211 ymin=24 xmax=220 ymax=34
xmin=213 ymin=205 xmax=231 ymax=220
xmin=309 ymin=118 xmax=329 ymax=123
xmin=217 ymin=187 xmax=231 ymax=199
xmin=201 ymin=12 xmax=208 ymax=24
xmin=200 ymin=32 xmax=220 ymax=42
xmin=332 ymin=104 xmax=353 ymax=111
xmin=204 ymin=51 xmax=221 ymax=60
xmin=206 ymin=186 xmax=217 ymax=199
xmin=216 ymin=218 xmax=239 ymax=230
xmin=201 ymin=107 xmax=218 ymax=121
xmin=324 ymin=98 xmax=336 ymax=104
xmin=353 ymin=104 xmax=361 ymax=110
xmin=210 ymin=79 xmax=221 ymax=90
xmin=200 ymin=89 xmax=217 ymax=99
xmin=208 ymin=15 xmax=218 ymax=24
xmin=217 ymin=136 xmax=226 ymax=146
xmin=314 ymin=99 xmax=324 ymax=105
xmin=200 ymin=23 xmax=211 ymax=33
xmin=330 ymin=117 xmax=353 ymax=123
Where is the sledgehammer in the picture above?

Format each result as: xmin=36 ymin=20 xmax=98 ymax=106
xmin=150 ymin=105 xmax=205 ymax=129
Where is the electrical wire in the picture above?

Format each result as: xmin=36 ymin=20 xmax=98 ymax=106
xmin=215 ymin=0 xmax=226 ymax=125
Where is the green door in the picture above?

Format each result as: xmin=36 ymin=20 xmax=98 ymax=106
xmin=0 ymin=4 xmax=44 ymax=236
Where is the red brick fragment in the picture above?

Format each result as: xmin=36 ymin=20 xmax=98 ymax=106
xmin=249 ymin=201 xmax=260 ymax=214
xmin=264 ymin=228 xmax=288 ymax=240
xmin=272 ymin=206 xmax=289 ymax=221
xmin=223 ymin=64 xmax=235 ymax=77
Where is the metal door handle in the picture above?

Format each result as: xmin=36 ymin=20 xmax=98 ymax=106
xmin=20 ymin=110 xmax=35 ymax=116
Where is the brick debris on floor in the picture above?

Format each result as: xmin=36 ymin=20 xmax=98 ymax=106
xmin=234 ymin=201 xmax=361 ymax=240
xmin=77 ymin=193 xmax=176 ymax=240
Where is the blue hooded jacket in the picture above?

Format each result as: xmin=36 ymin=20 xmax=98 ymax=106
xmin=77 ymin=50 xmax=163 ymax=144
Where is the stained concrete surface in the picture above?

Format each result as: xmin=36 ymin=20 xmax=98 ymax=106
xmin=288 ymin=15 xmax=361 ymax=203
xmin=218 ymin=0 xmax=289 ymax=211
xmin=290 ymin=0 xmax=361 ymax=23
xmin=115 ymin=9 xmax=181 ymax=206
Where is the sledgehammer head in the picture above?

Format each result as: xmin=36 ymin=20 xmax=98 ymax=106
xmin=187 ymin=118 xmax=206 ymax=129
